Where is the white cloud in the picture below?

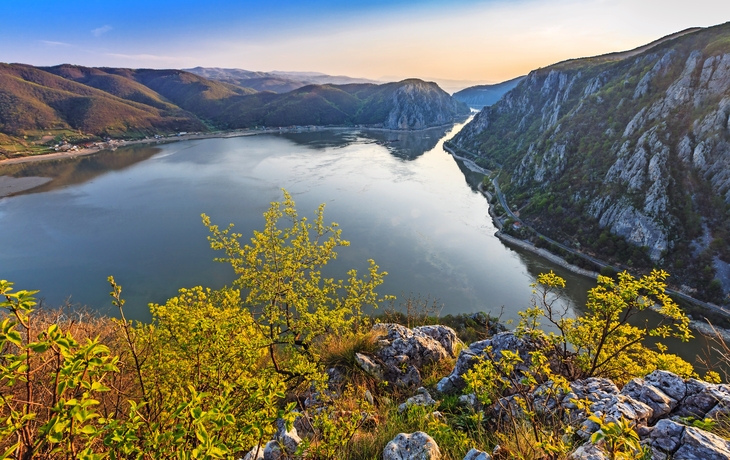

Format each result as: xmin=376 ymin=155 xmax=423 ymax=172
xmin=39 ymin=40 xmax=71 ymax=47
xmin=91 ymin=25 xmax=112 ymax=37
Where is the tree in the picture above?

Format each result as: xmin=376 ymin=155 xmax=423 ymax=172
xmin=202 ymin=190 xmax=391 ymax=388
xmin=524 ymin=270 xmax=694 ymax=384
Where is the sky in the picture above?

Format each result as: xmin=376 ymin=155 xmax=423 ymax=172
xmin=2 ymin=0 xmax=730 ymax=86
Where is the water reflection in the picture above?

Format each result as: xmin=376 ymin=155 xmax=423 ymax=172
xmin=0 ymin=146 xmax=161 ymax=195
xmin=0 ymin=120 xmax=596 ymax=326
xmin=279 ymin=125 xmax=451 ymax=161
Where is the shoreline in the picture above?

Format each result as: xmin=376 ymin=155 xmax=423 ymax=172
xmin=0 ymin=122 xmax=465 ymax=167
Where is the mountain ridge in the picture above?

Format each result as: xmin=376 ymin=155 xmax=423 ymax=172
xmin=452 ymin=21 xmax=730 ymax=303
xmin=0 ymin=64 xmax=468 ymax=158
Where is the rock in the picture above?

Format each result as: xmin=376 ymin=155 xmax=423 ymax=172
xmin=569 ymin=442 xmax=609 ymax=460
xmin=644 ymin=370 xmax=687 ymax=401
xmin=437 ymin=331 xmax=547 ymax=394
xmin=458 ymin=393 xmax=480 ymax=410
xmin=263 ymin=440 xmax=282 ymax=460
xmin=355 ymin=353 xmax=384 ymax=380
xmin=275 ymin=418 xmax=301 ymax=455
xmin=412 ymin=325 xmax=461 ymax=357
xmin=398 ymin=387 xmax=437 ymax=413
xmin=650 ymin=419 xmax=730 ymax=459
xmin=383 ymin=432 xmax=441 ymax=460
xmin=365 ymin=390 xmax=375 ymax=405
xmin=463 ymin=447 xmax=492 ymax=460
xmin=372 ymin=323 xmax=453 ymax=387
xmin=621 ymin=377 xmax=677 ymax=421
xmin=674 ymin=424 xmax=730 ymax=459
xmin=242 ymin=445 xmax=265 ymax=460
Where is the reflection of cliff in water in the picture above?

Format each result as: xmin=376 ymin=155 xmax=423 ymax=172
xmin=0 ymin=145 xmax=161 ymax=195
xmin=362 ymin=125 xmax=451 ymax=160
xmin=279 ymin=125 xmax=452 ymax=161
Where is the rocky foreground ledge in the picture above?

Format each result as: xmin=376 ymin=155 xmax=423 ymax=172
xmin=242 ymin=323 xmax=730 ymax=460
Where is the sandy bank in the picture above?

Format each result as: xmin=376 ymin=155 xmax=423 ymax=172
xmin=0 ymin=176 xmax=52 ymax=197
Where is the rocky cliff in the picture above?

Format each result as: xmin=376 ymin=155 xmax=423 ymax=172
xmin=452 ymin=23 xmax=730 ymax=302
xmin=379 ymin=79 xmax=470 ymax=130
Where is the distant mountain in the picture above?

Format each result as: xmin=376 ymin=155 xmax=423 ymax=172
xmin=451 ymin=22 xmax=730 ymax=302
xmin=185 ymin=67 xmax=381 ymax=93
xmin=453 ymin=76 xmax=526 ymax=109
xmin=214 ymin=79 xmax=470 ymax=129
xmin=0 ymin=64 xmax=468 ymax=157
xmin=0 ymin=64 xmax=206 ymax=137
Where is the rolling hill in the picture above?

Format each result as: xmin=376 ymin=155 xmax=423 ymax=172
xmin=0 ymin=64 xmax=468 ymax=158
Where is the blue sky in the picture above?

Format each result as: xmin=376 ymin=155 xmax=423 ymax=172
xmin=2 ymin=0 xmax=729 ymax=85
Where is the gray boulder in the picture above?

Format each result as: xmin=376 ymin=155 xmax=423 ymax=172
xmin=569 ymin=442 xmax=609 ymax=460
xmin=263 ymin=440 xmax=282 ymax=460
xmin=372 ymin=323 xmax=457 ymax=387
xmin=462 ymin=448 xmax=492 ymax=460
xmin=355 ymin=352 xmax=385 ymax=380
xmin=383 ymin=431 xmax=441 ymax=460
xmin=275 ymin=418 xmax=301 ymax=455
xmin=650 ymin=419 xmax=730 ymax=459
xmin=412 ymin=325 xmax=461 ymax=357
xmin=621 ymin=377 xmax=677 ymax=422
xmin=437 ymin=331 xmax=548 ymax=394
xmin=398 ymin=387 xmax=437 ymax=413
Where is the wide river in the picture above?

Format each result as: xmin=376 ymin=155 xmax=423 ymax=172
xmin=0 ymin=121 xmax=600 ymax=324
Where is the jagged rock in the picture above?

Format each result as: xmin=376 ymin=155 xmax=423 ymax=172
xmin=382 ymin=80 xmax=469 ymax=130
xmin=650 ymin=419 xmax=730 ymax=459
xmin=621 ymin=377 xmax=677 ymax=422
xmin=462 ymin=447 xmax=492 ymax=460
xmin=355 ymin=352 xmax=385 ymax=380
xmin=569 ymin=442 xmax=609 ymax=460
xmin=398 ymin=387 xmax=437 ymax=413
xmin=383 ymin=432 xmax=441 ymax=460
xmin=372 ymin=323 xmax=454 ymax=387
xmin=645 ymin=370 xmax=687 ymax=401
xmin=436 ymin=331 xmax=547 ymax=394
xmin=412 ymin=325 xmax=460 ymax=357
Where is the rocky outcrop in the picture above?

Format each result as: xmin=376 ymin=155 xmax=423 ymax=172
xmin=364 ymin=323 xmax=460 ymax=387
xmin=648 ymin=419 xmax=730 ymax=459
xmin=436 ymin=331 xmax=548 ymax=394
xmin=383 ymin=432 xmax=441 ymax=460
xmin=450 ymin=22 xmax=730 ymax=289
xmin=381 ymin=80 xmax=470 ymax=130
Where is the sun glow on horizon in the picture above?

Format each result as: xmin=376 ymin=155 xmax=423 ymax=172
xmin=1 ymin=0 xmax=729 ymax=86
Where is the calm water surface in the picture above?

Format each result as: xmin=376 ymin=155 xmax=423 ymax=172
xmin=1 ymin=122 xmax=597 ymax=323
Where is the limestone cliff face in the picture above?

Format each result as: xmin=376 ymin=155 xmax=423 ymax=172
xmin=381 ymin=80 xmax=470 ymax=130
xmin=452 ymin=22 xmax=730 ymax=298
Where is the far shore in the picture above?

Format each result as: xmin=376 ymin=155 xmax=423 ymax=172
xmin=0 ymin=121 xmax=465 ymax=167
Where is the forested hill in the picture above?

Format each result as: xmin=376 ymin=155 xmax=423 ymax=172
xmin=0 ymin=65 xmax=468 ymax=157
xmin=451 ymin=22 xmax=730 ymax=303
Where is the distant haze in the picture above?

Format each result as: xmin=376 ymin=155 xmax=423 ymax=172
xmin=1 ymin=1 xmax=730 ymax=83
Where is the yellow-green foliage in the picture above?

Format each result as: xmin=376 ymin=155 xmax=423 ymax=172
xmin=526 ymin=270 xmax=694 ymax=385
xmin=138 ymin=286 xmax=288 ymax=454
xmin=203 ymin=189 xmax=391 ymax=388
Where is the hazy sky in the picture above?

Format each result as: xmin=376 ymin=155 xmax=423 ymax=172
xmin=2 ymin=0 xmax=729 ymax=84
